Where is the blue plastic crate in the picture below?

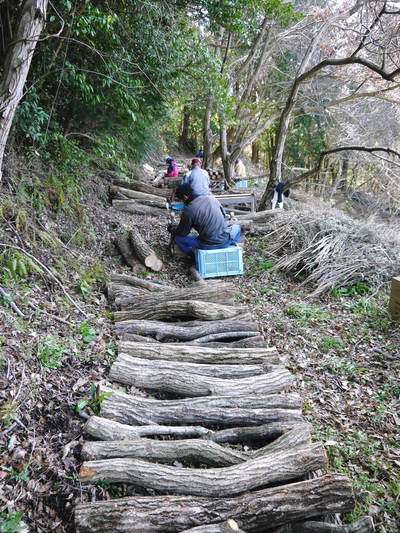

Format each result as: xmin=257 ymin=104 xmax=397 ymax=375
xmin=235 ymin=180 xmax=248 ymax=188
xmin=167 ymin=200 xmax=185 ymax=211
xmin=195 ymin=246 xmax=243 ymax=279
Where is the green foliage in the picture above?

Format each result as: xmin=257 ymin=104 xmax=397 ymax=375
xmin=318 ymin=336 xmax=344 ymax=352
xmin=78 ymin=322 xmax=96 ymax=343
xmin=285 ymin=302 xmax=330 ymax=326
xmin=0 ymin=250 xmax=43 ymax=282
xmin=332 ymin=282 xmax=370 ymax=298
xmin=0 ymin=510 xmax=23 ymax=533
xmin=38 ymin=336 xmax=66 ymax=370
xmin=0 ymin=400 xmax=18 ymax=427
xmin=75 ymin=383 xmax=112 ymax=416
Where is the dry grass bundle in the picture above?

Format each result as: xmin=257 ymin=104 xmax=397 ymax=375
xmin=258 ymin=204 xmax=400 ymax=296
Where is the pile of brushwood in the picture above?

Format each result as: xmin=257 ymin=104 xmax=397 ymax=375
xmin=255 ymin=205 xmax=400 ymax=296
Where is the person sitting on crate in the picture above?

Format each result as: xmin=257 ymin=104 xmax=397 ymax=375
xmin=165 ymin=156 xmax=178 ymax=179
xmin=167 ymin=183 xmax=241 ymax=256
xmin=181 ymin=158 xmax=210 ymax=197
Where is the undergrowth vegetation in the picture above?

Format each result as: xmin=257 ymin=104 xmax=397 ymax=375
xmin=242 ymin=237 xmax=400 ymax=532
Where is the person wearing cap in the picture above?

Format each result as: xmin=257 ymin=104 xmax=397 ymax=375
xmin=181 ymin=158 xmax=210 ymax=197
xmin=167 ymin=182 xmax=241 ymax=255
xmin=165 ymin=156 xmax=178 ymax=178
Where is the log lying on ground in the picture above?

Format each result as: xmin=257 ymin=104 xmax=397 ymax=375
xmin=235 ymin=208 xmax=279 ymax=222
xmin=114 ymin=280 xmax=236 ymax=308
xmin=112 ymin=179 xmax=172 ymax=198
xmin=117 ymin=341 xmax=280 ymax=365
xmin=114 ymin=318 xmax=258 ymax=343
xmin=114 ymin=299 xmax=246 ymax=322
xmin=81 ymin=437 xmax=246 ymax=466
xmin=75 ymin=475 xmax=355 ymax=533
xmin=191 ymin=332 xmax=260 ymax=344
xmin=116 ymin=333 xmax=159 ymax=344
xmin=112 ymin=199 xmax=167 ymax=217
xmin=182 ymin=521 xmax=246 ymax=533
xmin=252 ymin=423 xmax=311 ymax=457
xmin=85 ymin=416 xmax=211 ymax=441
xmin=210 ymin=421 xmax=311 ymax=444
xmin=107 ymin=283 xmax=145 ymax=303
xmin=86 ymin=417 xmax=311 ymax=447
xmin=110 ymin=185 xmax=167 ymax=208
xmin=203 ymin=336 xmax=267 ymax=348
xmin=81 ymin=425 xmax=312 ymax=465
xmin=115 ymin=234 xmax=140 ymax=271
xmin=101 ymin=389 xmax=303 ymax=427
xmin=128 ymin=228 xmax=163 ymax=272
xmin=110 ymin=357 xmax=292 ymax=397
xmin=79 ymin=442 xmax=327 ymax=497
xmin=112 ymin=354 xmax=269 ymax=379
xmin=276 ymin=517 xmax=374 ymax=533
xmin=231 ymin=219 xmax=254 ymax=231
xmin=110 ymin=273 xmax=170 ymax=291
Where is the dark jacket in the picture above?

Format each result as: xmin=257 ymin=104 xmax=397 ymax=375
xmin=173 ymin=194 xmax=230 ymax=246
xmin=275 ymin=181 xmax=284 ymax=203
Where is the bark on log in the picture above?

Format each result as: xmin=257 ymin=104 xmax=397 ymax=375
xmin=75 ymin=475 xmax=355 ymax=533
xmin=128 ymin=229 xmax=163 ymax=272
xmin=209 ymin=337 xmax=267 ymax=348
xmin=84 ymin=417 xmax=307 ymax=446
xmin=112 ymin=179 xmax=173 ymax=198
xmin=115 ymin=234 xmax=140 ymax=271
xmin=114 ymin=319 xmax=258 ymax=343
xmin=210 ymin=421 xmax=310 ymax=445
xmin=107 ymin=283 xmax=145 ymax=302
xmin=81 ymin=437 xmax=246 ymax=466
xmin=110 ymin=185 xmax=167 ymax=208
xmin=79 ymin=443 xmax=327 ymax=497
xmin=114 ymin=300 xmax=245 ymax=322
xmin=276 ymin=517 xmax=374 ymax=533
xmin=117 ymin=341 xmax=280 ymax=365
xmin=182 ymin=521 xmax=247 ymax=533
xmin=110 ymin=273 xmax=170 ymax=291
xmin=85 ymin=416 xmax=211 ymax=441
xmin=109 ymin=357 xmax=292 ymax=397
xmin=100 ymin=389 xmax=303 ymax=427
xmin=116 ymin=333 xmax=159 ymax=344
xmin=113 ymin=353 xmax=269 ymax=379
xmin=235 ymin=209 xmax=278 ymax=222
xmin=252 ymin=424 xmax=311 ymax=457
xmin=191 ymin=332 xmax=259 ymax=344
xmin=112 ymin=199 xmax=167 ymax=217
xmin=114 ymin=281 xmax=236 ymax=309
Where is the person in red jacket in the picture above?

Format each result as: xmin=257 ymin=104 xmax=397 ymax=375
xmin=165 ymin=156 xmax=178 ymax=178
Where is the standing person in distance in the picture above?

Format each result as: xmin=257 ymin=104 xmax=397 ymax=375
xmin=271 ymin=180 xmax=284 ymax=209
xmin=181 ymin=158 xmax=210 ymax=197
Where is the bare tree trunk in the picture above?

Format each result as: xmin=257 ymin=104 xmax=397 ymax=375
xmin=203 ymin=96 xmax=213 ymax=168
xmin=220 ymin=123 xmax=234 ymax=186
xmin=0 ymin=0 xmax=48 ymax=180
xmin=180 ymin=105 xmax=191 ymax=147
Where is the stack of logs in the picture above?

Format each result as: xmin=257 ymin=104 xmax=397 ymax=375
xmin=74 ymin=274 xmax=373 ymax=533
xmin=110 ymin=180 xmax=172 ymax=217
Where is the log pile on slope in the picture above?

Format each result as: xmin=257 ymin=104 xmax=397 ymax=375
xmin=73 ymin=267 xmax=366 ymax=532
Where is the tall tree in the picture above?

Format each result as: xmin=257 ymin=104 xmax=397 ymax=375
xmin=0 ymin=0 xmax=48 ymax=180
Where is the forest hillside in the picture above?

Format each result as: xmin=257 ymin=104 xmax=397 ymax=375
xmin=0 ymin=1 xmax=399 ymax=532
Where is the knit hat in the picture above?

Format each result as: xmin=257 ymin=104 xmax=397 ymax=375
xmin=175 ymin=182 xmax=193 ymax=200
xmin=191 ymin=158 xmax=201 ymax=166
xmin=166 ymin=156 xmax=172 ymax=163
